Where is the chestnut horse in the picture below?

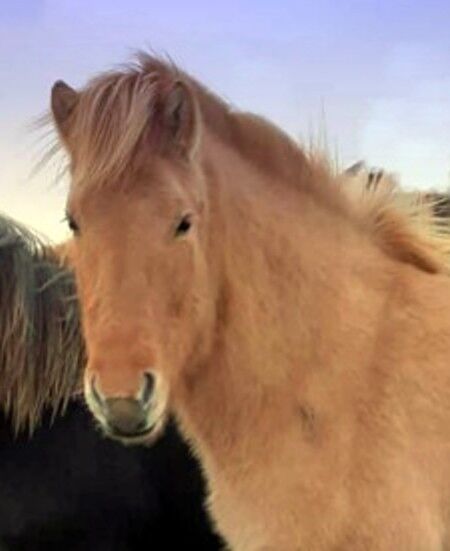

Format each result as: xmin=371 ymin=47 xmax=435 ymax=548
xmin=48 ymin=52 xmax=450 ymax=550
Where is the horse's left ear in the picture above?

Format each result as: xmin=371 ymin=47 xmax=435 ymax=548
xmin=162 ymin=81 xmax=200 ymax=160
xmin=51 ymin=80 xmax=79 ymax=138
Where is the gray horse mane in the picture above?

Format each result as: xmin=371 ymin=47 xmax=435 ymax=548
xmin=0 ymin=214 xmax=84 ymax=433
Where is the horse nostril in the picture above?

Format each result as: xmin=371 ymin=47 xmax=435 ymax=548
xmin=141 ymin=372 xmax=156 ymax=406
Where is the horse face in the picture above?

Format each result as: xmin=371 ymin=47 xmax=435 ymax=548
xmin=50 ymin=74 xmax=219 ymax=443
xmin=65 ymin=160 xmax=213 ymax=443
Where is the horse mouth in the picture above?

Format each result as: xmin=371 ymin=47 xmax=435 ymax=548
xmin=103 ymin=414 xmax=166 ymax=446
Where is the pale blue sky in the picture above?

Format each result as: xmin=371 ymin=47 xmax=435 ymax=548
xmin=1 ymin=0 xmax=449 ymax=240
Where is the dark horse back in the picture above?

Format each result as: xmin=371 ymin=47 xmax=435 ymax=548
xmin=0 ymin=400 xmax=223 ymax=550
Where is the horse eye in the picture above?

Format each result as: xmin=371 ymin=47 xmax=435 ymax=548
xmin=174 ymin=214 xmax=192 ymax=238
xmin=65 ymin=213 xmax=80 ymax=234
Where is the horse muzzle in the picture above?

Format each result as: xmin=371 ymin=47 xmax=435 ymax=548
xmin=85 ymin=371 xmax=168 ymax=445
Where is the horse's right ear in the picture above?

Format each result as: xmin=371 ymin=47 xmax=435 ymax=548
xmin=51 ymin=80 xmax=79 ymax=137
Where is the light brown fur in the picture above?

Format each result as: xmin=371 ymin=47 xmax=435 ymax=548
xmin=48 ymin=52 xmax=450 ymax=550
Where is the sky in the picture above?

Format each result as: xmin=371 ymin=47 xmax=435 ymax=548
xmin=0 ymin=0 xmax=449 ymax=241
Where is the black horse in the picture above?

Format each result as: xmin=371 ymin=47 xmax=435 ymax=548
xmin=0 ymin=403 xmax=222 ymax=550
xmin=0 ymin=214 xmax=222 ymax=550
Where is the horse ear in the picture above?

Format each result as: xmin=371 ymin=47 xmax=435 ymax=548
xmin=51 ymin=80 xmax=79 ymax=137
xmin=162 ymin=81 xmax=200 ymax=160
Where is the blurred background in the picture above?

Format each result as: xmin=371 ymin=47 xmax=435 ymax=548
xmin=0 ymin=0 xmax=449 ymax=241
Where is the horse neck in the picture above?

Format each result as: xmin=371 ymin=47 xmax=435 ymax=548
xmin=175 ymin=127 xmax=393 ymax=468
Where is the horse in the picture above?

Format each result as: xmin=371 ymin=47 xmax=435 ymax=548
xmin=343 ymin=162 xmax=450 ymax=230
xmin=0 ymin=213 xmax=223 ymax=550
xmin=47 ymin=51 xmax=450 ymax=549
